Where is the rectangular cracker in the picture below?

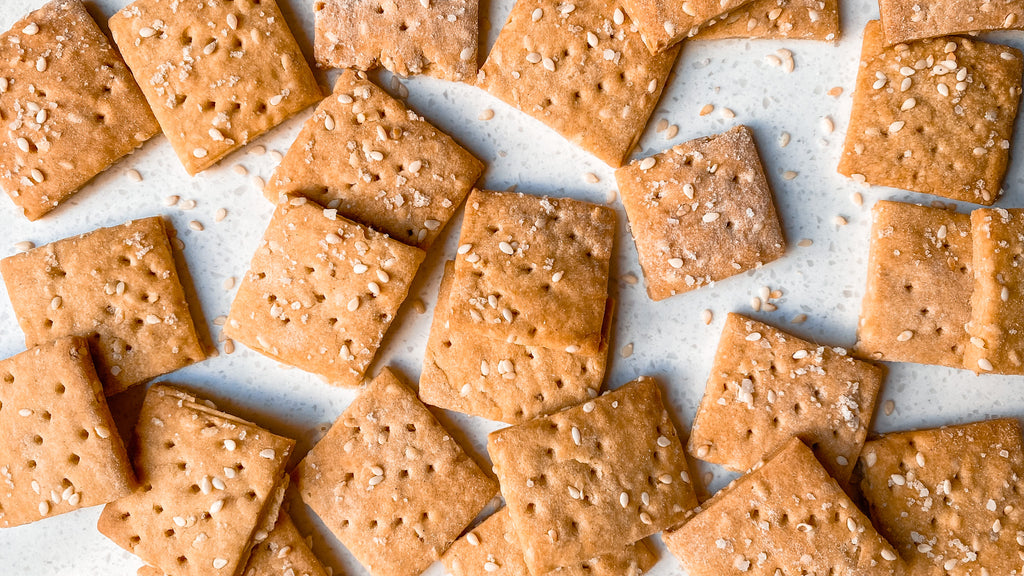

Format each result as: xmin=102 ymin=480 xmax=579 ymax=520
xmin=477 ymin=0 xmax=680 ymax=167
xmin=225 ymin=198 xmax=425 ymax=387
xmin=859 ymin=419 xmax=1024 ymax=576
xmin=965 ymin=208 xmax=1024 ymax=374
xmin=449 ymin=189 xmax=615 ymax=356
xmin=692 ymin=0 xmax=840 ymax=41
xmin=0 ymin=217 xmax=207 ymax=395
xmin=855 ymin=200 xmax=973 ymax=368
xmin=615 ymin=125 xmax=786 ymax=301
xmin=837 ymin=20 xmax=1023 ymax=205
xmin=879 ymin=0 xmax=1024 ymax=45
xmin=664 ymin=438 xmax=905 ymax=576
xmin=487 ymin=377 xmax=698 ymax=574
xmin=420 ymin=261 xmax=612 ymax=424
xmin=108 ymin=0 xmax=321 ymax=175
xmin=0 ymin=0 xmax=160 ymax=220
xmin=0 ymin=336 xmax=133 ymax=528
xmin=266 ymin=70 xmax=483 ymax=250
xmin=314 ymin=0 xmax=478 ymax=82
xmin=294 ymin=368 xmax=498 ymax=576
xmin=619 ymin=0 xmax=753 ymax=53
xmin=441 ymin=507 xmax=658 ymax=576
xmin=98 ymin=384 xmax=294 ymax=576
xmin=688 ymin=313 xmax=883 ymax=483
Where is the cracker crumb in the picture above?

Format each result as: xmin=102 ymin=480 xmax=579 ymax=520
xmin=478 ymin=109 xmax=495 ymax=121
xmin=620 ymin=343 xmax=634 ymax=358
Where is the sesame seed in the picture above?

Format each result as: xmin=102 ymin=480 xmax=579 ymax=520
xmin=224 ymin=439 xmax=237 ymax=451
xmin=721 ymin=107 xmax=735 ymax=119
xmin=324 ymin=114 xmax=336 ymax=131
xmin=614 ymin=8 xmax=624 ymax=24
xmin=565 ymin=345 xmax=580 ymax=353
xmin=699 ymin=103 xmax=714 ymax=116
xmin=164 ymin=195 xmax=180 ymax=206
xmin=568 ymin=485 xmax=581 ymax=499
xmin=821 ymin=116 xmax=834 ymax=134
xmin=620 ymin=343 xmax=633 ymax=358
xmin=23 ymin=23 xmax=39 ymax=35
xmin=484 ymin=562 xmax=499 ymax=572
xmin=227 ymin=13 xmax=238 ymax=29
xmin=50 ymin=296 xmax=62 ymax=310
xmin=937 ymin=83 xmax=950 ymax=97
xmin=369 ymin=150 xmax=384 ymax=161
xmin=16 ymin=137 xmax=30 ymax=153
xmin=499 ymin=241 xmax=514 ymax=254
xmin=834 ymin=215 xmax=848 ymax=226
xmin=896 ymin=330 xmax=913 ymax=342
xmin=532 ymin=7 xmax=544 ymax=20
xmin=38 ymin=501 xmax=49 ymax=516
xmin=1002 ymin=286 xmax=1010 ymax=301
xmin=881 ymin=550 xmax=897 ymax=561
xmin=890 ymin=474 xmax=905 ymax=486
xmin=213 ymin=558 xmax=228 ymax=570
xmin=348 ymin=297 xmax=360 ymax=312
xmin=193 ymin=148 xmax=209 ymax=158
xmin=583 ymin=401 xmax=595 ymax=413
xmin=478 ymin=109 xmax=495 ymax=121
xmin=460 ymin=47 xmax=474 ymax=61
xmin=269 ymin=94 xmax=284 ymax=106
xmin=639 ymin=512 xmax=652 ymax=525
xmin=665 ymin=125 xmax=679 ymax=139
xmin=542 ymin=58 xmax=555 ymax=72
xmin=778 ymin=132 xmax=791 ymax=147
xmin=619 ymin=492 xmax=629 ymax=507
xmin=1002 ymin=52 xmax=1016 ymax=60
xmin=215 ymin=208 xmax=228 ymax=222
xmin=696 ymin=445 xmax=710 ymax=457
xmin=668 ymin=257 xmax=684 ymax=268
xmin=571 ymin=426 xmax=581 ymax=445
xmin=702 ymin=212 xmax=720 ymax=223
xmin=36 ymin=57 xmax=47 ymax=72
xmin=259 ymin=448 xmax=276 ymax=459
xmin=210 ymin=499 xmax=224 ymax=515
xmin=701 ymin=309 xmax=713 ymax=325
xmin=467 ymin=532 xmax=480 ymax=545
xmin=782 ymin=171 xmax=797 ymax=180
xmin=884 ymin=400 xmax=895 ymax=415
xmin=745 ymin=332 xmax=762 ymax=342
xmin=901 ymin=97 xmax=917 ymax=111
xmin=18 ymin=409 xmax=32 ymax=417
xmin=888 ymin=121 xmax=905 ymax=133
xmin=189 ymin=220 xmax=204 ymax=231
xmin=639 ymin=157 xmax=656 ymax=170
xmin=978 ymin=358 xmax=994 ymax=371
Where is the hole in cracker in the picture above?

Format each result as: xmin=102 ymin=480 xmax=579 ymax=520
xmin=26 ymin=459 xmax=36 ymax=469
xmin=164 ymin=529 xmax=175 ymax=538
xmin=32 ymin=434 xmax=43 ymax=445
xmin=246 ymin=490 xmax=257 ymax=500
xmin=525 ymin=503 xmax=535 ymax=516
xmin=41 ymin=411 xmax=50 ymax=421
xmin=68 ymin=453 xmax=80 ymax=465
xmin=3 ymin=373 xmax=13 ymax=384
xmin=78 ymin=429 xmax=89 ymax=440
xmin=43 ymin=319 xmax=53 ymax=329
xmin=554 ymin=379 xmax=563 ymax=388
xmin=129 ymin=535 xmax=141 ymax=545
xmin=177 ymin=556 xmax=187 ymax=565
xmin=153 ymin=504 xmax=163 ymax=514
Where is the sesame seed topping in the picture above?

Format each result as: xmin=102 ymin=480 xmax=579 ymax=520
xmin=890 ymin=474 xmax=905 ymax=486
xmin=36 ymin=57 xmax=47 ymax=72
xmin=499 ymin=241 xmax=514 ymax=254
xmin=18 ymin=409 xmax=32 ymax=417
xmin=532 ymin=7 xmax=544 ymax=20
xmin=978 ymin=358 xmax=994 ymax=371
xmin=639 ymin=512 xmax=652 ymax=525
xmin=259 ymin=448 xmax=276 ymax=459
xmin=16 ymin=137 xmax=30 ymax=153
xmin=571 ymin=426 xmax=581 ymax=445
xmin=213 ymin=558 xmax=228 ymax=570
xmin=223 ymin=439 xmax=237 ymax=451
xmin=745 ymin=332 xmax=762 ymax=341
xmin=896 ymin=330 xmax=913 ymax=342
xmin=721 ymin=107 xmax=735 ymax=119
xmin=324 ymin=114 xmax=336 ymax=131
xmin=38 ymin=501 xmax=49 ymax=516
xmin=23 ymin=23 xmax=39 ymax=35
xmin=881 ymin=550 xmax=897 ymax=561
xmin=696 ymin=445 xmax=710 ymax=457
xmin=702 ymin=212 xmax=720 ymax=223
xmin=210 ymin=499 xmax=224 ymax=514
xmin=668 ymin=257 xmax=684 ymax=268
xmin=657 ymin=435 xmax=671 ymax=447
xmin=583 ymin=401 xmax=595 ymax=413
xmin=227 ymin=13 xmax=239 ymax=29
xmin=484 ymin=562 xmax=499 ymax=572
xmin=193 ymin=148 xmax=209 ymax=158
xmin=888 ymin=121 xmax=905 ymax=133
xmin=467 ymin=532 xmax=480 ymax=545
xmin=639 ymin=157 xmax=656 ymax=170
xmin=614 ymin=8 xmax=624 ymax=24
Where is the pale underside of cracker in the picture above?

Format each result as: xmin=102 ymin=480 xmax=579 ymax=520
xmin=98 ymin=384 xmax=294 ymax=576
xmin=838 ymin=20 xmax=1023 ymax=205
xmin=477 ymin=0 xmax=680 ymax=167
xmin=879 ymin=0 xmax=1024 ymax=45
xmin=688 ymin=313 xmax=883 ymax=483
xmin=108 ymin=0 xmax=321 ymax=175
xmin=619 ymin=0 xmax=751 ymax=52
xmin=693 ymin=0 xmax=839 ymax=40
xmin=0 ymin=336 xmax=134 ymax=528
xmin=615 ymin=125 xmax=786 ymax=301
xmin=448 ymin=189 xmax=615 ymax=356
xmin=664 ymin=438 xmax=905 ymax=576
xmin=859 ymin=419 xmax=1024 ymax=576
xmin=266 ymin=70 xmax=483 ymax=250
xmin=294 ymin=368 xmax=498 ymax=576
xmin=420 ymin=261 xmax=612 ymax=424
xmin=487 ymin=377 xmax=698 ymax=575
xmin=0 ymin=217 xmax=206 ymax=395
xmin=855 ymin=200 xmax=973 ymax=369
xmin=0 ymin=0 xmax=160 ymax=220
xmin=225 ymin=199 xmax=424 ymax=387
xmin=313 ymin=0 xmax=478 ymax=82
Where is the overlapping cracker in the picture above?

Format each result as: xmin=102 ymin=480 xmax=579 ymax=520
xmin=108 ymin=0 xmax=321 ymax=175
xmin=487 ymin=377 xmax=697 ymax=575
xmin=225 ymin=198 xmax=424 ymax=387
xmin=0 ymin=337 xmax=133 ymax=528
xmin=313 ymin=0 xmax=478 ymax=81
xmin=0 ymin=217 xmax=206 ymax=395
xmin=294 ymin=368 xmax=497 ymax=576
xmin=859 ymin=419 xmax=1024 ymax=575
xmin=879 ymin=0 xmax=1024 ymax=45
xmin=477 ymin=0 xmax=679 ymax=167
xmin=688 ymin=313 xmax=884 ymax=483
xmin=619 ymin=0 xmax=751 ymax=52
xmin=266 ymin=71 xmax=483 ymax=249
xmin=0 ymin=0 xmax=160 ymax=220
xmin=664 ymin=438 xmax=905 ymax=576
xmin=855 ymin=201 xmax=973 ymax=368
xmin=838 ymin=21 xmax=1023 ymax=205
xmin=615 ymin=125 xmax=785 ymax=301
xmin=98 ymin=384 xmax=294 ymax=576
xmin=421 ymin=261 xmax=612 ymax=423
xmin=693 ymin=0 xmax=839 ymax=40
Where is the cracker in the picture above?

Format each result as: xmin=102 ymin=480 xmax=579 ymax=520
xmin=294 ymin=368 xmax=497 ymax=576
xmin=837 ymin=20 xmax=1023 ymax=205
xmin=108 ymin=0 xmax=321 ymax=175
xmin=879 ymin=0 xmax=1024 ymax=46
xmin=664 ymin=438 xmax=905 ymax=576
xmin=615 ymin=125 xmax=785 ymax=301
xmin=225 ymin=198 xmax=425 ymax=387
xmin=448 ymin=190 xmax=614 ymax=356
xmin=0 ymin=336 xmax=133 ymax=528
xmin=477 ymin=0 xmax=679 ymax=167
xmin=618 ymin=0 xmax=751 ymax=52
xmin=266 ymin=70 xmax=483 ymax=250
xmin=420 ymin=261 xmax=613 ymax=423
xmin=693 ymin=0 xmax=839 ymax=41
xmin=688 ymin=313 xmax=884 ymax=483
xmin=487 ymin=377 xmax=698 ymax=575
xmin=0 ymin=217 xmax=206 ymax=395
xmin=859 ymin=419 xmax=1024 ymax=575
xmin=313 ymin=0 xmax=478 ymax=82
xmin=441 ymin=507 xmax=658 ymax=576
xmin=98 ymin=384 xmax=294 ymax=576
xmin=0 ymin=0 xmax=160 ymax=220
xmin=964 ymin=208 xmax=1024 ymax=374
xmin=855 ymin=200 xmax=973 ymax=368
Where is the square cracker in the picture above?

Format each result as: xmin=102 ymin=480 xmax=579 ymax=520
xmin=487 ymin=377 xmax=698 ymax=575
xmin=837 ymin=21 xmax=1023 ymax=205
xmin=859 ymin=419 xmax=1024 ymax=576
xmin=98 ymin=384 xmax=295 ymax=576
xmin=855 ymin=200 xmax=973 ymax=368
xmin=687 ymin=313 xmax=884 ymax=483
xmin=879 ymin=0 xmax=1024 ymax=46
xmin=664 ymin=438 xmax=905 ymax=576
xmin=293 ymin=368 xmax=498 ymax=576
xmin=615 ymin=125 xmax=785 ymax=301
xmin=477 ymin=0 xmax=679 ymax=167
xmin=0 ymin=0 xmax=160 ymax=221
xmin=225 ymin=198 xmax=425 ymax=387
xmin=692 ymin=0 xmax=840 ymax=41
xmin=617 ymin=0 xmax=751 ymax=53
xmin=108 ymin=0 xmax=321 ymax=175
xmin=965 ymin=208 xmax=1024 ymax=374
xmin=420 ymin=261 xmax=613 ymax=424
xmin=313 ymin=0 xmax=478 ymax=82
xmin=266 ymin=70 xmax=483 ymax=250
xmin=441 ymin=507 xmax=658 ymax=576
xmin=0 ymin=216 xmax=207 ymax=395
xmin=0 ymin=336 xmax=133 ymax=528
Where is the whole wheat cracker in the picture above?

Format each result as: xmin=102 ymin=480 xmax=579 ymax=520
xmin=692 ymin=0 xmax=839 ymax=40
xmin=879 ymin=0 xmax=1024 ymax=45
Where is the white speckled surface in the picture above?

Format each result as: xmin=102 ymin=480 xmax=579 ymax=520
xmin=2 ymin=0 xmax=1024 ymax=574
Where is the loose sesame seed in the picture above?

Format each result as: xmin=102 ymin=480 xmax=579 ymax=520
xmin=821 ymin=116 xmax=834 ymax=134
xmin=164 ymin=195 xmax=180 ymax=206
xmin=126 ymin=169 xmax=143 ymax=182
xmin=14 ymin=240 xmax=33 ymax=252
xmin=189 ymin=220 xmax=204 ymax=231
xmin=701 ymin=309 xmax=713 ymax=325
xmin=620 ymin=343 xmax=633 ymax=358
xmin=834 ymin=215 xmax=848 ymax=226
xmin=478 ymin=109 xmax=495 ymax=121
xmin=721 ymin=107 xmax=735 ymax=119
xmin=699 ymin=103 xmax=714 ymax=116
xmin=782 ymin=171 xmax=797 ymax=180
xmin=215 ymin=208 xmax=228 ymax=222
